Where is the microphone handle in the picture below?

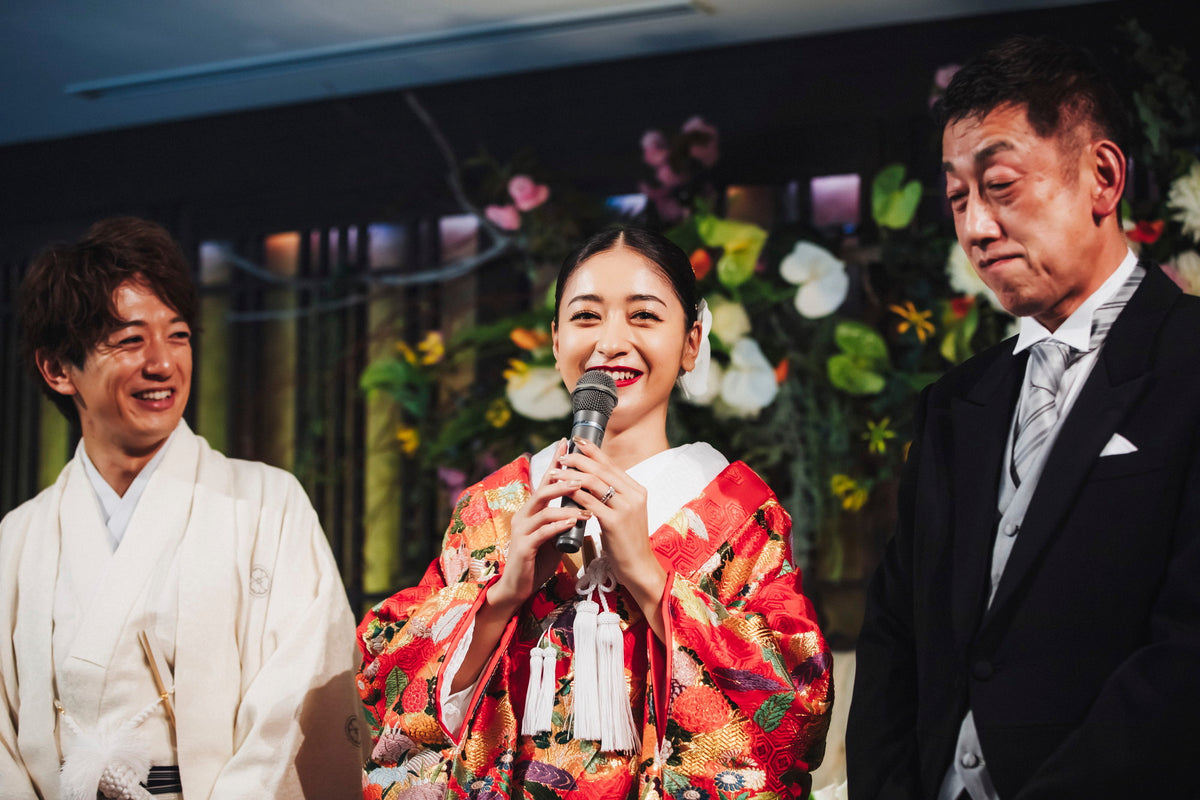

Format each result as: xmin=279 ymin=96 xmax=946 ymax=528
xmin=555 ymin=409 xmax=609 ymax=553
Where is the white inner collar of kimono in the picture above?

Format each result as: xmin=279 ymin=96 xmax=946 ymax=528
xmin=529 ymin=440 xmax=729 ymax=559
xmin=79 ymin=423 xmax=182 ymax=551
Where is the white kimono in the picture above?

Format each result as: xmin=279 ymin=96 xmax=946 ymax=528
xmin=0 ymin=422 xmax=363 ymax=799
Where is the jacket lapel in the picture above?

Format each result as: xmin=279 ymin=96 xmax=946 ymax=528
xmin=982 ymin=263 xmax=1176 ymax=630
xmin=949 ymin=345 xmax=1025 ymax=649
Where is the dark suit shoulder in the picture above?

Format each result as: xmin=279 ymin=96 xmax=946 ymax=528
xmin=922 ymin=333 xmax=1018 ymax=407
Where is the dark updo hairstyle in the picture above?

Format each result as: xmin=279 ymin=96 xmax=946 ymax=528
xmin=19 ymin=216 xmax=199 ymax=424
xmin=553 ymin=227 xmax=699 ymax=329
xmin=936 ymin=34 xmax=1131 ymax=158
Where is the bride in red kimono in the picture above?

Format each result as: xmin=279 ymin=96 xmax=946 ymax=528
xmin=358 ymin=227 xmax=831 ymax=800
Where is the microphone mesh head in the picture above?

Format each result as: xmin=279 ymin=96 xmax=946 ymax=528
xmin=571 ymin=370 xmax=618 ymax=417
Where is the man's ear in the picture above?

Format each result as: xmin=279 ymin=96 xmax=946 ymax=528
xmin=1091 ymin=140 xmax=1126 ymax=222
xmin=35 ymin=351 xmax=78 ymax=397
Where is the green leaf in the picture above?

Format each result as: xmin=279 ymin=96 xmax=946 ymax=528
xmin=384 ymin=668 xmax=408 ymax=709
xmin=752 ymin=691 xmax=794 ymax=732
xmin=939 ymin=302 xmax=979 ymax=364
xmin=525 ymin=781 xmax=561 ymax=800
xmin=834 ymin=320 xmax=889 ymax=366
xmin=827 ymin=354 xmax=887 ymax=395
xmin=359 ymin=357 xmax=431 ymax=417
xmin=762 ymin=644 xmax=792 ymax=686
xmin=665 ymin=218 xmax=703 ymax=256
xmin=872 ymin=163 xmax=923 ymax=229
xmin=358 ymin=357 xmax=413 ymax=394
xmin=695 ymin=215 xmax=767 ymax=288
xmin=663 ymin=768 xmax=690 ymax=795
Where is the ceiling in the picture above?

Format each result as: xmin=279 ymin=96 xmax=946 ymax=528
xmin=0 ymin=0 xmax=1089 ymax=148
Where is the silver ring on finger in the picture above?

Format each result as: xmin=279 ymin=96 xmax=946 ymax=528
xmin=600 ymin=485 xmax=616 ymax=505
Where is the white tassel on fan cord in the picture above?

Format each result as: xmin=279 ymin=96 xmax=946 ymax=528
xmin=573 ymin=557 xmax=640 ymax=753
xmin=520 ymin=642 xmax=549 ymax=738
xmin=571 ymin=598 xmax=601 ymax=740
xmin=57 ymin=695 xmax=165 ymax=800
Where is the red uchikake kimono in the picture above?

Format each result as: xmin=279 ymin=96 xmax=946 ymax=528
xmin=357 ymin=454 xmax=831 ymax=800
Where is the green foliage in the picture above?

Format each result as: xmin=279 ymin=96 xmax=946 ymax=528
xmin=827 ymin=321 xmax=889 ymax=395
xmin=752 ymin=691 xmax=794 ymax=732
xmin=872 ymin=163 xmax=923 ymax=230
xmin=360 ymin=358 xmax=431 ymax=417
xmin=696 ymin=214 xmax=767 ymax=288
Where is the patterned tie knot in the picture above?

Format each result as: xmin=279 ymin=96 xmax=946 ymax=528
xmin=1027 ymin=339 xmax=1077 ymax=396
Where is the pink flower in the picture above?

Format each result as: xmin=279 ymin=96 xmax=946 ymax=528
xmin=682 ymin=116 xmax=719 ymax=167
xmin=930 ymin=64 xmax=961 ymax=108
xmin=934 ymin=64 xmax=961 ymax=90
xmin=507 ymin=175 xmax=550 ymax=211
xmin=438 ymin=467 xmax=467 ymax=501
xmin=641 ymin=130 xmax=671 ymax=167
xmin=485 ymin=204 xmax=520 ymax=230
xmin=656 ymin=162 xmax=685 ymax=189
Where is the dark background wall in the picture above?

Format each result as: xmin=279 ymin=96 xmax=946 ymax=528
xmin=3 ymin=1 xmax=1178 ymax=260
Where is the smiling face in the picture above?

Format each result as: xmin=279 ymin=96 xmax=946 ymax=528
xmin=942 ymin=102 xmax=1123 ymax=330
xmin=552 ymin=246 xmax=701 ymax=441
xmin=46 ymin=279 xmax=192 ymax=463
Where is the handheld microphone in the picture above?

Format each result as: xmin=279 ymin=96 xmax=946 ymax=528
xmin=555 ymin=369 xmax=618 ymax=553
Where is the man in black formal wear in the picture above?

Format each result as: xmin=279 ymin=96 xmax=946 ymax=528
xmin=847 ymin=35 xmax=1199 ymax=798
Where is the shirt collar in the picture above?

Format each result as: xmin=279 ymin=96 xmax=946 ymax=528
xmin=1013 ymin=249 xmax=1139 ymax=354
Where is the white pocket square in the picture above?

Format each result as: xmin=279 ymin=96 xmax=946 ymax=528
xmin=1100 ymin=433 xmax=1137 ymax=456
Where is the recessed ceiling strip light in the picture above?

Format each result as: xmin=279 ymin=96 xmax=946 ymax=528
xmin=64 ymin=0 xmax=705 ymax=99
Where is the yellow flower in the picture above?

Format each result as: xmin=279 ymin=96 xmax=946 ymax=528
xmin=395 ymin=340 xmax=417 ymax=364
xmin=863 ymin=417 xmax=897 ymax=454
xmin=830 ymin=474 xmax=856 ymax=496
xmin=395 ymin=426 xmax=420 ymax=455
xmin=830 ymin=473 xmax=870 ymax=512
xmin=503 ymin=358 xmax=529 ymax=381
xmin=510 ymin=327 xmax=551 ymax=351
xmin=485 ymin=398 xmax=511 ymax=428
xmin=417 ymin=331 xmax=445 ymax=365
xmin=843 ymin=487 xmax=869 ymax=511
xmin=889 ymin=301 xmax=935 ymax=342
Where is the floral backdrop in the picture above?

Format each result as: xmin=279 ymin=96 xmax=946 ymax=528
xmin=361 ymin=20 xmax=1199 ymax=642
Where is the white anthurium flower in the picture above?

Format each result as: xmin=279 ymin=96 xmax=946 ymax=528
xmin=707 ymin=295 xmax=751 ymax=344
xmin=1168 ymin=160 xmax=1200 ymax=243
xmin=680 ymin=359 xmax=724 ymax=407
xmin=779 ymin=241 xmax=849 ymax=318
xmin=719 ymin=338 xmax=778 ymax=418
xmin=946 ymin=242 xmax=1001 ymax=309
xmin=1171 ymin=250 xmax=1200 ymax=295
xmin=506 ymin=366 xmax=571 ymax=420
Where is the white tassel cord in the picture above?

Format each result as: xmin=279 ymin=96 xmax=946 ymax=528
xmin=535 ymin=645 xmax=558 ymax=732
xmin=57 ymin=696 xmax=163 ymax=800
xmin=520 ymin=646 xmax=547 ymax=736
xmin=595 ymin=608 xmax=640 ymax=753
xmin=571 ymin=599 xmax=601 ymax=740
xmin=572 ymin=558 xmax=639 ymax=754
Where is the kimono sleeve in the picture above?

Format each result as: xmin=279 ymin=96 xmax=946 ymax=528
xmin=661 ymin=496 xmax=832 ymax=791
xmin=204 ymin=471 xmax=364 ymax=799
xmin=356 ymin=470 xmax=519 ymax=779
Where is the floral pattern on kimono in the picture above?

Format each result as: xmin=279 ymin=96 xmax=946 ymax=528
xmin=358 ymin=455 xmax=831 ymax=800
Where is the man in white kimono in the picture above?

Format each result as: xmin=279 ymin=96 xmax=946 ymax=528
xmin=0 ymin=217 xmax=364 ymax=799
